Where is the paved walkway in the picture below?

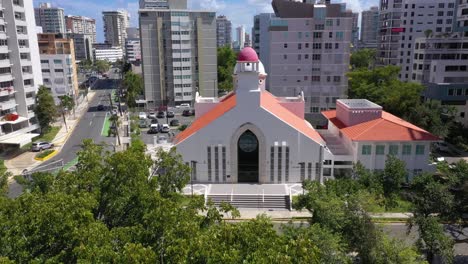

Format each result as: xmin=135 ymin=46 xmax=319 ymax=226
xmin=4 ymin=92 xmax=96 ymax=177
xmin=232 ymin=209 xmax=412 ymax=221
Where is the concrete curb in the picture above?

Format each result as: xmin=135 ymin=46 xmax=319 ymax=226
xmin=34 ymin=150 xmax=58 ymax=161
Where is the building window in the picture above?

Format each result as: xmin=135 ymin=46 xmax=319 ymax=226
xmin=362 ymin=145 xmax=371 ymax=155
xmin=278 ymin=146 xmax=282 ymax=182
xmin=307 ymin=163 xmax=312 ymax=180
xmin=389 ymin=145 xmax=399 ymax=155
xmin=284 ymin=43 xmax=288 ymax=48
xmin=53 ymin=59 xmax=62 ymax=64
xmin=285 ymin=146 xmax=289 ymax=182
xmin=300 ymin=162 xmax=305 ymax=181
xmin=40 ymin=59 xmax=48 ymax=64
xmin=315 ymin=162 xmax=320 ymax=179
xmin=222 ymin=146 xmax=226 ymax=182
xmin=415 ymin=145 xmax=425 ymax=155
xmin=326 ymin=19 xmax=333 ymax=26
xmin=283 ymin=54 xmax=287 ymax=60
xmin=403 ymin=145 xmax=412 ymax=155
xmin=207 ymin=146 xmax=212 ymax=182
xmin=270 ymin=146 xmax=275 ymax=182
xmin=376 ymin=145 xmax=385 ymax=155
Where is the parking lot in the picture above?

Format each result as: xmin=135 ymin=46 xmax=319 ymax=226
xmin=137 ymin=107 xmax=195 ymax=146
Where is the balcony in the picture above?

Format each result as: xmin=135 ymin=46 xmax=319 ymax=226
xmin=0 ymin=88 xmax=15 ymax=97
xmin=27 ymin=111 xmax=35 ymax=118
xmin=0 ymin=73 xmax=13 ymax=83
xmin=22 ymin=72 xmax=33 ymax=80
xmin=0 ymin=99 xmax=18 ymax=110
xmin=0 ymin=59 xmax=11 ymax=68
xmin=23 ymin=85 xmax=35 ymax=93
xmin=20 ymin=59 xmax=31 ymax=66
xmin=25 ymin=97 xmax=35 ymax=105
xmin=18 ymin=46 xmax=29 ymax=52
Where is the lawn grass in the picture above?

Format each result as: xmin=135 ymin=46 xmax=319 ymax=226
xmin=35 ymin=150 xmax=55 ymax=159
xmin=21 ymin=127 xmax=60 ymax=151
xmin=101 ymin=114 xmax=111 ymax=136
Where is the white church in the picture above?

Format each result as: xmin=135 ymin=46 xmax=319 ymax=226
xmin=174 ymin=47 xmax=440 ymax=184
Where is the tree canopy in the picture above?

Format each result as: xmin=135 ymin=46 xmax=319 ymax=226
xmin=217 ymin=46 xmax=237 ymax=92
xmin=122 ymin=71 xmax=143 ymax=107
xmin=34 ymin=85 xmax=58 ymax=133
xmin=350 ymin=48 xmax=376 ymax=69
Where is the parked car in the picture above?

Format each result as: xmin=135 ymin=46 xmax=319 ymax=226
xmin=166 ymin=111 xmax=175 ymax=118
xmin=434 ymin=142 xmax=450 ymax=152
xmin=177 ymin=103 xmax=191 ymax=109
xmin=160 ymin=124 xmax=170 ymax=133
xmin=148 ymin=124 xmax=159 ymax=134
xmin=148 ymin=112 xmax=157 ymax=119
xmin=139 ymin=119 xmax=148 ymax=128
xmin=157 ymin=111 xmax=166 ymax=118
xmin=182 ymin=109 xmax=192 ymax=116
xmin=138 ymin=112 xmax=147 ymax=120
xmin=170 ymin=119 xmax=180 ymax=126
xmin=31 ymin=142 xmax=54 ymax=152
xmin=97 ymin=104 xmax=105 ymax=111
xmin=151 ymin=119 xmax=159 ymax=125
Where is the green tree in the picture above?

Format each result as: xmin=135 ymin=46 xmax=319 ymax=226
xmin=217 ymin=46 xmax=237 ymax=92
xmin=405 ymin=100 xmax=456 ymax=138
xmin=34 ymin=85 xmax=58 ymax=133
xmin=350 ymin=48 xmax=376 ymax=69
xmin=78 ymin=59 xmax=93 ymax=71
xmin=153 ymin=147 xmax=191 ymax=198
xmin=0 ymin=160 xmax=10 ymax=196
xmin=95 ymin=60 xmax=110 ymax=73
xmin=380 ymin=155 xmax=407 ymax=208
xmin=58 ymin=95 xmax=75 ymax=129
xmin=122 ymin=71 xmax=143 ymax=107
xmin=347 ymin=65 xmax=424 ymax=118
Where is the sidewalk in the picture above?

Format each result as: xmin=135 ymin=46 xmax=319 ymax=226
xmin=4 ymin=91 xmax=96 ymax=176
xmin=230 ymin=209 xmax=413 ymax=221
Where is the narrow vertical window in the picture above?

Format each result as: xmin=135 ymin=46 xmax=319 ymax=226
xmin=315 ymin=162 xmax=321 ymax=181
xmin=278 ymin=146 xmax=282 ymax=182
xmin=207 ymin=146 xmax=212 ymax=182
xmin=222 ymin=146 xmax=226 ymax=182
xmin=300 ymin=162 xmax=305 ymax=181
xmin=285 ymin=147 xmax=290 ymax=182
xmin=214 ymin=146 xmax=219 ymax=182
xmin=192 ymin=161 xmax=197 ymax=181
xmin=270 ymin=146 xmax=275 ymax=182
xmin=307 ymin=163 xmax=312 ymax=180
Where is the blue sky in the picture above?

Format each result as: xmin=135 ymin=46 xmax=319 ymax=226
xmin=34 ymin=0 xmax=378 ymax=43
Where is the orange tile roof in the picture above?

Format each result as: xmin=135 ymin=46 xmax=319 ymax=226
xmin=174 ymin=94 xmax=237 ymax=144
xmin=174 ymin=90 xmax=326 ymax=145
xmin=260 ymin=92 xmax=325 ymax=145
xmin=322 ymin=110 xmax=440 ymax=141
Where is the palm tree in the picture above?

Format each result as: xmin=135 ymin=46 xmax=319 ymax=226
xmin=424 ymin=29 xmax=433 ymax=39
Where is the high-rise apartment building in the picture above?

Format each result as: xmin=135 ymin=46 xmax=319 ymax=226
xmin=68 ymin=33 xmax=94 ymax=61
xmin=378 ymin=0 xmax=456 ymax=81
xmin=34 ymin=2 xmax=66 ymax=34
xmin=244 ymin=32 xmax=251 ymax=47
xmin=267 ymin=0 xmax=353 ymax=124
xmin=253 ymin=13 xmax=275 ymax=83
xmin=0 ymin=0 xmax=43 ymax=148
xmin=102 ymin=10 xmax=129 ymax=47
xmin=360 ymin=6 xmax=379 ymax=49
xmin=139 ymin=0 xmax=217 ymax=107
xmin=65 ymin=15 xmax=96 ymax=43
xmin=349 ymin=11 xmax=359 ymax=50
xmin=37 ymin=33 xmax=78 ymax=104
xmin=216 ymin=15 xmax=232 ymax=47
xmin=236 ymin=26 xmax=245 ymax=49
xmin=126 ymin=27 xmax=140 ymax=39
xmin=125 ymin=39 xmax=141 ymax=62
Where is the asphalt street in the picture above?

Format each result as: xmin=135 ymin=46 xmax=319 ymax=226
xmin=40 ymin=70 xmax=122 ymax=170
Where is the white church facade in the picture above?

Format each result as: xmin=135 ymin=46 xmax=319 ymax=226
xmin=174 ymin=47 xmax=440 ymax=184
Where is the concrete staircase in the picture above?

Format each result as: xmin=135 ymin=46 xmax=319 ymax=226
xmin=208 ymin=194 xmax=290 ymax=210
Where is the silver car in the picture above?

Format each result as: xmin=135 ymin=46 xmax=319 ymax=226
xmin=31 ymin=142 xmax=54 ymax=152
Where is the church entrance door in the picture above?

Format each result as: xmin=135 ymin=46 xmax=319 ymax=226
xmin=237 ymin=130 xmax=259 ymax=183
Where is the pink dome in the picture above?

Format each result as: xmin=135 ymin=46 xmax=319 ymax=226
xmin=237 ymin=47 xmax=259 ymax=62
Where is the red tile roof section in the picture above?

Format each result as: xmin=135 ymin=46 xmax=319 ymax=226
xmin=174 ymin=94 xmax=237 ymax=144
xmin=261 ymin=92 xmax=325 ymax=145
xmin=322 ymin=110 xmax=440 ymax=141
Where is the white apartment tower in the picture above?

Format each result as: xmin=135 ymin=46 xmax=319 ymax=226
xmin=216 ymin=15 xmax=232 ymax=48
xmin=139 ymin=0 xmax=217 ymax=107
xmin=361 ymin=7 xmax=379 ymax=49
xmin=34 ymin=2 xmax=66 ymax=34
xmin=102 ymin=10 xmax=129 ymax=47
xmin=236 ymin=25 xmax=245 ymax=49
xmin=378 ymin=0 xmax=456 ymax=81
xmin=65 ymin=15 xmax=96 ymax=44
xmin=268 ymin=0 xmax=353 ymax=125
xmin=0 ymin=0 xmax=43 ymax=148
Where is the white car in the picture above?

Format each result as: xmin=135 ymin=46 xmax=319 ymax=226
xmin=138 ymin=112 xmax=147 ymax=120
xmin=148 ymin=112 xmax=157 ymax=119
xmin=177 ymin=103 xmax=191 ymax=109
xmin=161 ymin=124 xmax=170 ymax=133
